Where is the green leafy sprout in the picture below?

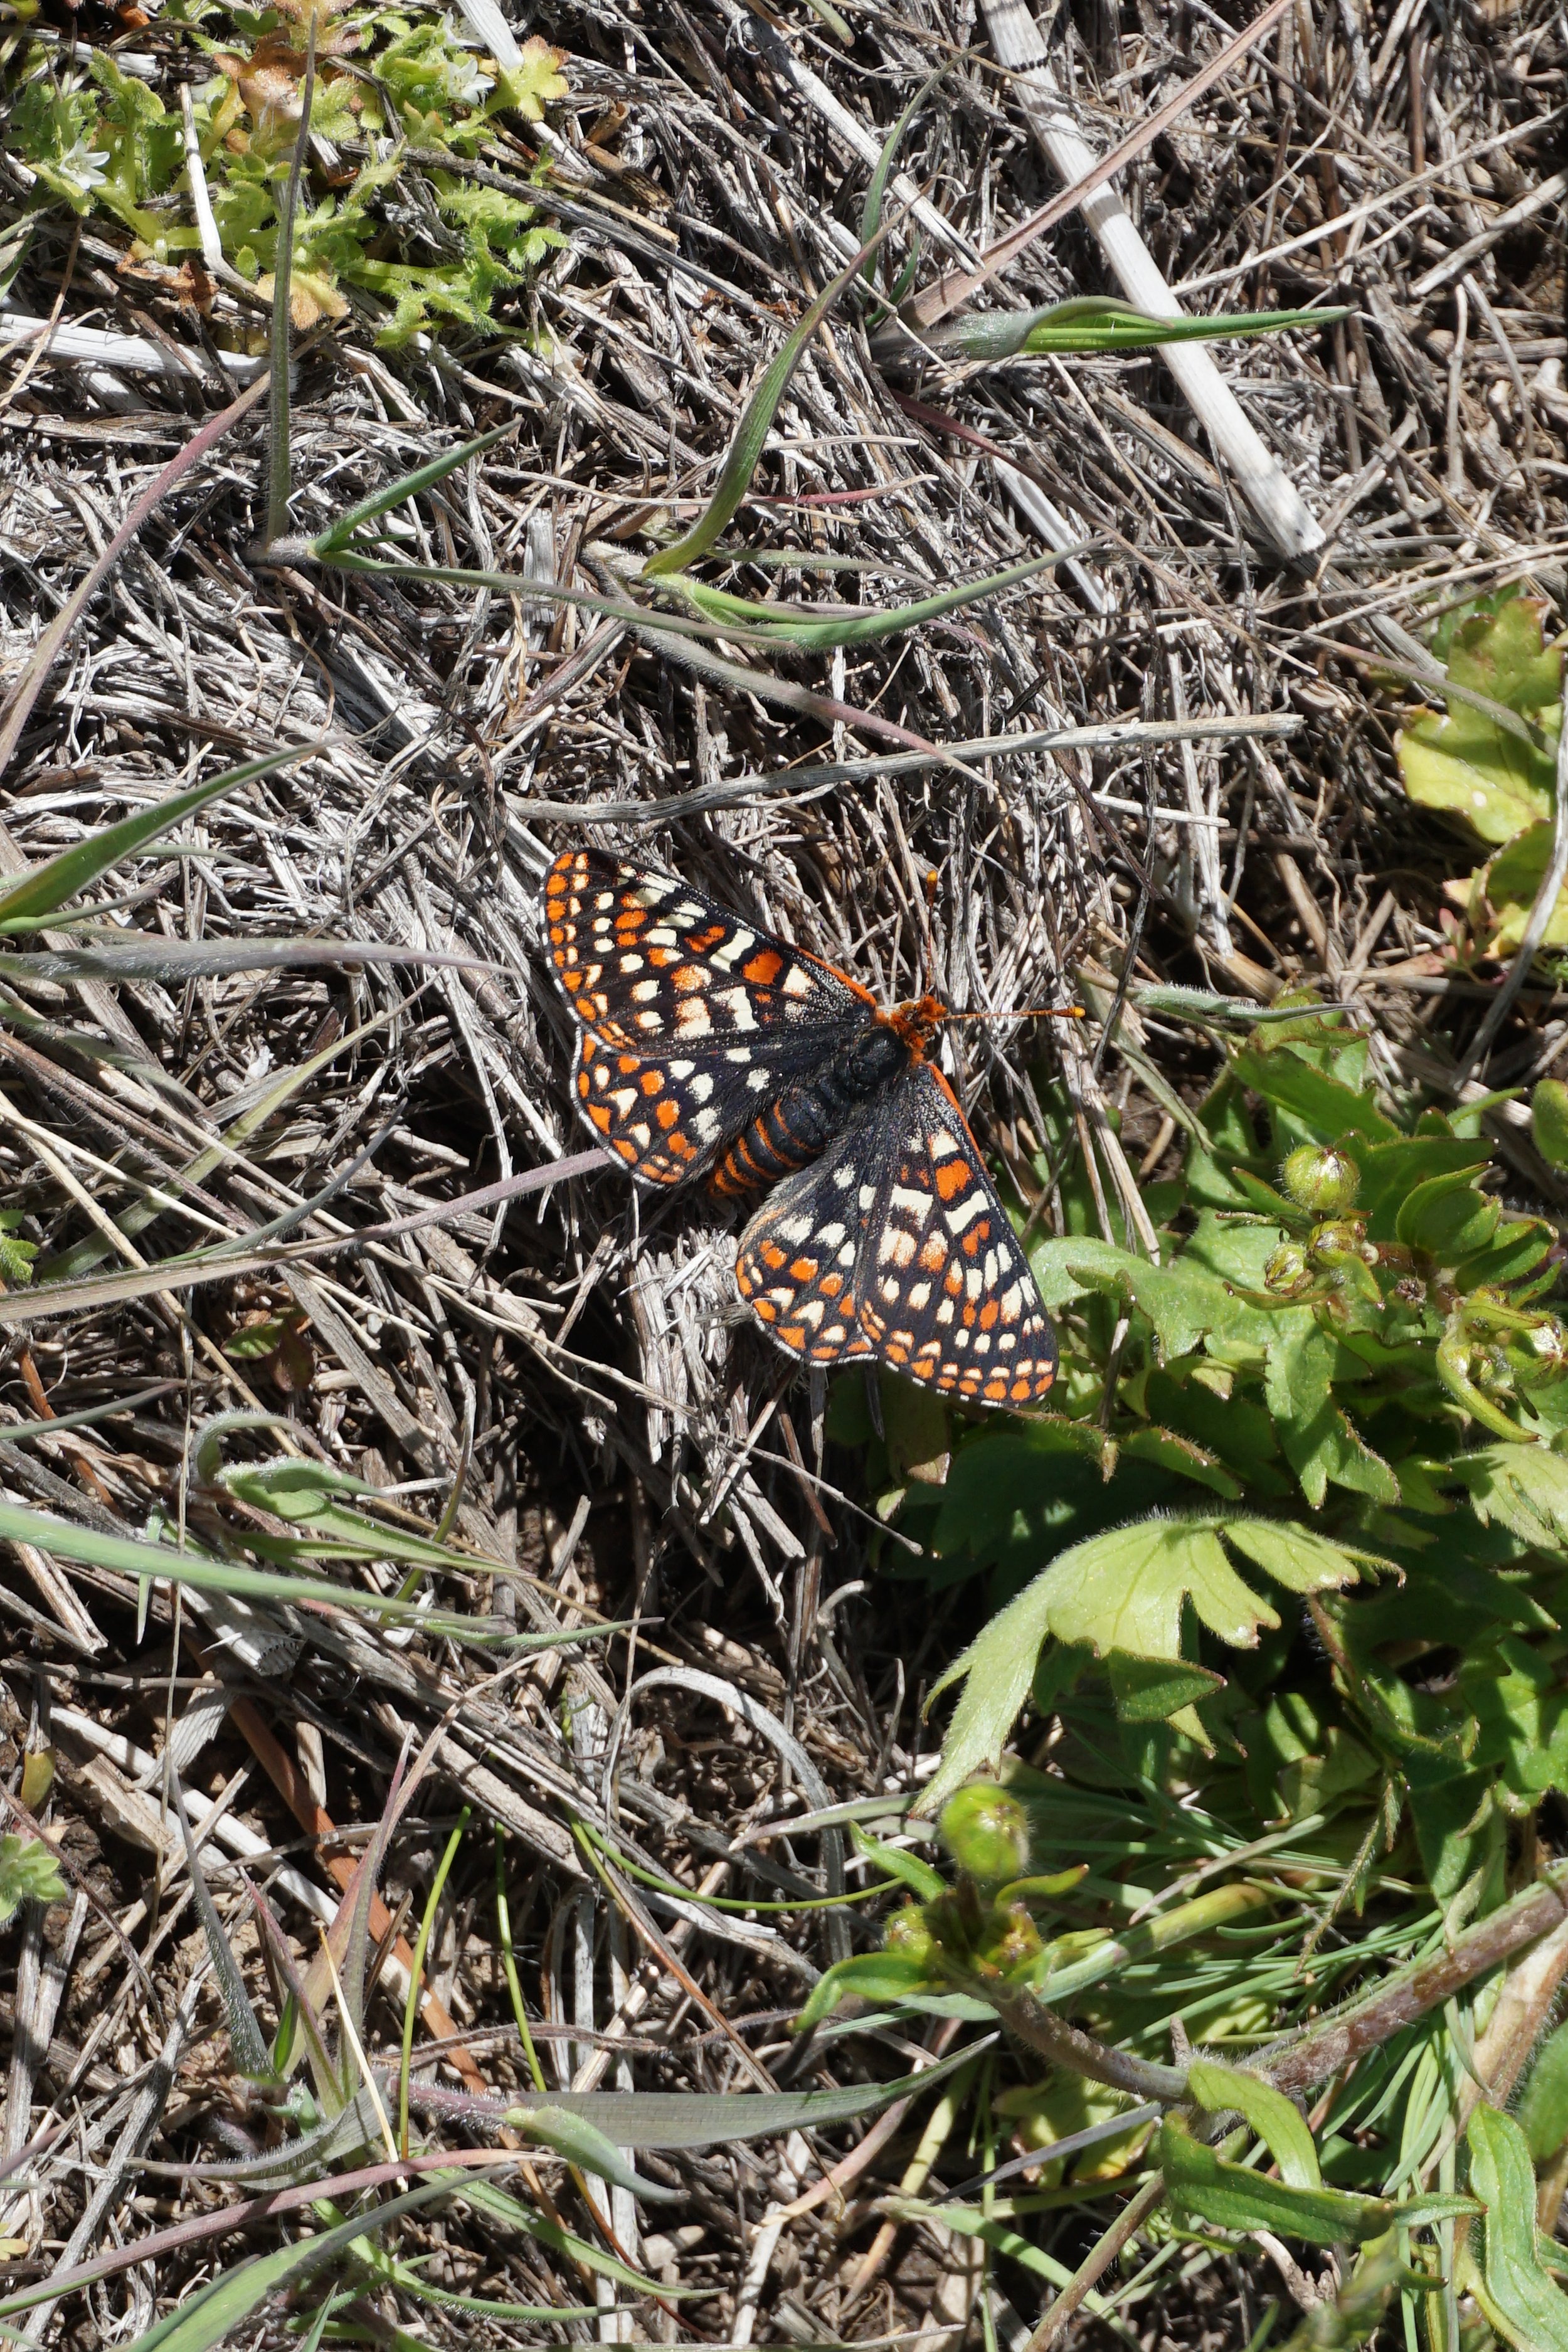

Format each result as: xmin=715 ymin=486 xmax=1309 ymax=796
xmin=6 ymin=2 xmax=570 ymax=346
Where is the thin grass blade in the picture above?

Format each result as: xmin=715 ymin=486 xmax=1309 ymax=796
xmin=931 ymin=294 xmax=1345 ymax=362
xmin=311 ymin=425 xmax=513 ymax=557
xmin=0 ymin=744 xmax=319 ymax=929
xmin=642 ymin=218 xmax=896 ymax=578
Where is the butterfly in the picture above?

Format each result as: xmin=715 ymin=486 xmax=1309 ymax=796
xmin=543 ymin=845 xmax=1057 ymax=1407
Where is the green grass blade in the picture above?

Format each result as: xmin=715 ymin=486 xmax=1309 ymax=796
xmin=117 ymin=2176 xmax=474 ymax=2352
xmin=399 ymin=1809 xmax=469 ymax=2155
xmin=0 ymin=936 xmax=495 ymax=982
xmin=668 ymin=547 xmax=1084 ymax=652
xmin=170 ymin=1772 xmax=276 ymax=2082
xmin=0 ymin=1499 xmax=477 ymax=1630
xmin=861 ymin=72 xmax=943 ymax=284
xmin=311 ymin=425 xmax=513 ymax=558
xmin=642 ymin=220 xmax=895 ymax=579
xmin=935 ymin=294 xmax=1345 ymax=362
xmin=0 ymin=743 xmax=319 ymax=929
xmin=263 ymin=18 xmax=315 ymax=549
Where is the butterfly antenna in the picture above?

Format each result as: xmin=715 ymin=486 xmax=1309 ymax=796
xmin=916 ymin=866 xmax=940 ymax=999
xmin=943 ymin=1003 xmax=1086 ymax=1024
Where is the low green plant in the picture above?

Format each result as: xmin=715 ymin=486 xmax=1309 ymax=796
xmin=0 ymin=1830 xmax=67 ymax=1927
xmin=6 ymin=1 xmax=568 ymax=345
xmin=1396 ymin=585 xmax=1567 ymax=959
xmin=834 ymin=990 xmax=1568 ymax=1906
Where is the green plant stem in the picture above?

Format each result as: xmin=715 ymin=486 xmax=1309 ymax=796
xmin=979 ymin=1984 xmax=1189 ymax=2104
xmin=399 ymin=1808 xmax=470 ymax=2156
xmin=968 ymin=1871 xmax=1568 ymax=2113
xmin=495 ymin=1828 xmax=548 ymax=2097
xmin=1022 ymin=2173 xmax=1167 ymax=2352
xmin=1259 ymin=1867 xmax=1568 ymax=2097
xmin=265 ymin=16 xmax=316 ymax=549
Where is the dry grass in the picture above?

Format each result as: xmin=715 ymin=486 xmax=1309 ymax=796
xmin=0 ymin=0 xmax=1564 ymax=2336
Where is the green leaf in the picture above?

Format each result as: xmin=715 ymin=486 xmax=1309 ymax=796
xmin=852 ymin=1827 xmax=947 ymax=1900
xmin=1231 ymin=1044 xmax=1399 ymax=1145
xmin=0 ymin=744 xmax=318 ymax=930
xmin=1451 ymin=1444 xmax=1568 ymax=1552
xmin=794 ymin=1949 xmax=936 ymax=2031
xmin=1395 ymin=1170 xmax=1500 ymax=1258
xmin=0 ymin=1498 xmax=471 ymax=1633
xmin=1160 ymin=2112 xmax=1401 ymax=2245
xmin=921 ymin=1513 xmax=1367 ymax=1811
xmin=1222 ymin=1518 xmax=1370 ymax=1596
xmin=0 ymin=1832 xmax=67 ymax=1926
xmin=312 ymin=426 xmax=512 ymax=558
xmin=665 ymin=548 xmax=1076 ymax=652
xmin=1186 ymin=2058 xmax=1321 ymax=2188
xmin=1106 ymin=1652 xmax=1226 ymax=1724
xmin=504 ymin=2044 xmax=980 ymax=2138
xmin=860 ymin=70 xmax=941 ymax=281
xmin=1518 ymin=2019 xmax=1568 ymax=2161
xmin=934 ymin=295 xmax=1343 ymax=361
xmin=506 ymin=2107 xmax=679 ymax=2203
xmin=1397 ymin=593 xmax=1563 ymax=847
xmin=1264 ymin=1316 xmax=1400 ymax=1509
xmin=1535 ymin=1080 xmax=1568 ymax=1173
xmin=1466 ymin=2102 xmax=1568 ymax=2351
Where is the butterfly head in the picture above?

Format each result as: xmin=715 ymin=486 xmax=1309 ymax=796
xmin=884 ymin=995 xmax=950 ymax=1057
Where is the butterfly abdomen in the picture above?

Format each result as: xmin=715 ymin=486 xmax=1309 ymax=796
xmin=711 ymin=1020 xmax=910 ymax=1199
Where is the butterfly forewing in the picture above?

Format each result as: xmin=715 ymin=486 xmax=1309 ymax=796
xmin=857 ymin=1064 xmax=1057 ymax=1404
xmin=545 ymin=845 xmax=862 ymax=1182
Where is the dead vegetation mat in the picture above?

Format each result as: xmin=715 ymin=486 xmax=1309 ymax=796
xmin=0 ymin=0 xmax=1565 ymax=2337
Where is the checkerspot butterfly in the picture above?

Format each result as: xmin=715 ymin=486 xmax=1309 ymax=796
xmin=543 ymin=845 xmax=1057 ymax=1407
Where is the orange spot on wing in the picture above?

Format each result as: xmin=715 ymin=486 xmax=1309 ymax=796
xmin=935 ymin=1160 xmax=969 ymax=1201
xmin=743 ymin=949 xmax=783 ymax=985
xmin=640 ymin=1069 xmax=663 ymax=1093
xmin=656 ymin=1099 xmax=680 ymax=1130
xmin=587 ymin=1104 xmax=612 ymax=1133
xmin=789 ymin=1258 xmax=818 ymax=1283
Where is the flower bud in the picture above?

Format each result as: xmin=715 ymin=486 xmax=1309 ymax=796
xmin=1310 ymin=1218 xmax=1375 ymax=1266
xmin=939 ymin=1784 xmax=1030 ymax=1887
xmin=988 ymin=1902 xmax=1044 ymax=1976
xmin=1281 ymin=1144 xmax=1360 ymax=1215
xmin=1264 ymin=1241 xmax=1313 ymax=1296
xmin=1508 ymin=1317 xmax=1568 ymax=1389
xmin=884 ymin=1907 xmax=937 ymax=1969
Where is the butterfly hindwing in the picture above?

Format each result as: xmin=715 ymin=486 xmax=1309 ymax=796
xmin=733 ymin=1113 xmax=881 ymax=1362
xmin=856 ymin=1062 xmax=1057 ymax=1405
xmin=545 ymin=845 xmax=866 ymax=1182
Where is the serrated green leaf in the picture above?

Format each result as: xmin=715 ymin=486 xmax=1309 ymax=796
xmin=1264 ymin=1316 xmax=1401 ymax=1508
xmin=1466 ymin=2102 xmax=1568 ymax=2350
xmin=1452 ymin=1444 xmax=1568 ymax=1551
xmin=1222 ymin=1519 xmax=1370 ymax=1596
xmin=923 ymin=1511 xmax=1370 ymax=1810
xmin=0 ymin=1833 xmax=67 ymax=1926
